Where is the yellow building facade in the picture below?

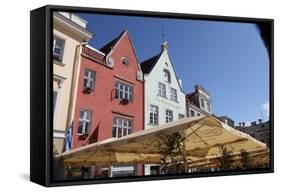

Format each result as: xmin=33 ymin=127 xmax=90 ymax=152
xmin=53 ymin=12 xmax=93 ymax=154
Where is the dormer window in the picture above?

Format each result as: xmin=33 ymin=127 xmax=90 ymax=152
xmin=121 ymin=57 xmax=130 ymax=65
xmin=207 ymin=102 xmax=211 ymax=112
xmin=200 ymin=98 xmax=205 ymax=109
xmin=163 ymin=69 xmax=171 ymax=83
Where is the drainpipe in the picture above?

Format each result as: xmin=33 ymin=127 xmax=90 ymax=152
xmin=65 ymin=42 xmax=88 ymax=140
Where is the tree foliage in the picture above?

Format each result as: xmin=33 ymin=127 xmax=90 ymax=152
xmin=157 ymin=131 xmax=189 ymax=174
xmin=240 ymin=149 xmax=252 ymax=169
xmin=219 ymin=145 xmax=234 ymax=171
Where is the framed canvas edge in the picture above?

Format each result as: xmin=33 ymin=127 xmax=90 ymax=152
xmin=30 ymin=4 xmax=274 ymax=187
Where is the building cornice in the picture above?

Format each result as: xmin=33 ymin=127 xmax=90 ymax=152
xmin=54 ymin=12 xmax=93 ymax=42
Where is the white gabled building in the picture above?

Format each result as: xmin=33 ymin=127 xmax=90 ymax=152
xmin=141 ymin=42 xmax=186 ymax=175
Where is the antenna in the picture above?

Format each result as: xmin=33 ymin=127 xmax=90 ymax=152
xmin=260 ymin=111 xmax=264 ymax=121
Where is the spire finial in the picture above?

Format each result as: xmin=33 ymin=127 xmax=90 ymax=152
xmin=161 ymin=26 xmax=165 ymax=43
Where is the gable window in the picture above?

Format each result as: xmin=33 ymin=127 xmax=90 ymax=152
xmin=163 ymin=69 xmax=171 ymax=83
xmin=112 ymin=117 xmax=132 ymax=138
xmin=53 ymin=36 xmax=65 ymax=62
xmin=121 ymin=57 xmax=130 ymax=65
xmin=171 ymin=88 xmax=178 ymax=102
xmin=78 ymin=110 xmax=92 ymax=135
xmin=166 ymin=109 xmax=173 ymax=123
xmin=149 ymin=105 xmax=159 ymax=125
xmin=83 ymin=69 xmax=96 ymax=90
xmin=158 ymin=82 xmax=166 ymax=98
xmin=115 ymin=82 xmax=133 ymax=101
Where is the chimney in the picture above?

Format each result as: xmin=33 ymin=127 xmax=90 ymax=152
xmin=251 ymin=121 xmax=257 ymax=126
xmin=161 ymin=41 xmax=168 ymax=52
xmin=239 ymin=122 xmax=242 ymax=128
xmin=242 ymin=122 xmax=245 ymax=128
xmin=258 ymin=119 xmax=262 ymax=124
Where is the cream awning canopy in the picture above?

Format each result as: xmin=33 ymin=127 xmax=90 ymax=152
xmin=60 ymin=116 xmax=269 ymax=167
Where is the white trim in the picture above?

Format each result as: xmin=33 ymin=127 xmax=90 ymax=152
xmin=53 ymin=74 xmax=66 ymax=88
xmin=53 ymin=131 xmax=66 ymax=138
xmin=53 ymin=88 xmax=61 ymax=132
xmin=111 ymin=166 xmax=134 ymax=172
xmin=85 ymin=44 xmax=106 ymax=56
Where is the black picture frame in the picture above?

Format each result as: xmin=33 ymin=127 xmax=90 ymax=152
xmin=30 ymin=5 xmax=274 ymax=187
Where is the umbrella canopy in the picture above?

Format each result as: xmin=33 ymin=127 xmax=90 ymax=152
xmin=60 ymin=116 xmax=269 ymax=167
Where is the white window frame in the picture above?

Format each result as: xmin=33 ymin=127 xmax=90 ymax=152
xmin=206 ymin=102 xmax=211 ymax=112
xmin=200 ymin=98 xmax=205 ymax=109
xmin=115 ymin=82 xmax=133 ymax=101
xmin=77 ymin=110 xmax=92 ymax=135
xmin=166 ymin=109 xmax=173 ymax=123
xmin=53 ymin=35 xmax=65 ymax=62
xmin=149 ymin=105 xmax=159 ymax=125
xmin=53 ymin=88 xmax=61 ymax=131
xmin=83 ymin=69 xmax=96 ymax=90
xmin=171 ymin=88 xmax=178 ymax=102
xmin=158 ymin=82 xmax=166 ymax=98
xmin=112 ymin=117 xmax=132 ymax=138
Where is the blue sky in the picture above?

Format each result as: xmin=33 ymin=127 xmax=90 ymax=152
xmin=77 ymin=13 xmax=269 ymax=125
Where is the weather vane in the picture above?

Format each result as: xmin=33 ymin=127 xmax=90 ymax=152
xmin=161 ymin=26 xmax=165 ymax=43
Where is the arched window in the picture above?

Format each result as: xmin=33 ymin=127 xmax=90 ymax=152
xmin=163 ymin=69 xmax=171 ymax=83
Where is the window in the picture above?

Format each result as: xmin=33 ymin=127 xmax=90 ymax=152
xmin=197 ymin=113 xmax=201 ymax=116
xmin=190 ymin=110 xmax=195 ymax=117
xmin=112 ymin=117 xmax=132 ymax=138
xmin=166 ymin=110 xmax=173 ymax=123
xmin=115 ymin=82 xmax=133 ymax=101
xmin=121 ymin=57 xmax=130 ymax=65
xmin=206 ymin=103 xmax=210 ymax=112
xmin=158 ymin=82 xmax=166 ymax=98
xmin=200 ymin=98 xmax=205 ymax=109
xmin=163 ymin=69 xmax=171 ymax=83
xmin=78 ymin=110 xmax=92 ymax=135
xmin=171 ymin=88 xmax=178 ymax=102
xmin=83 ymin=69 xmax=96 ymax=90
xmin=53 ymin=36 xmax=65 ymax=62
xmin=179 ymin=114 xmax=185 ymax=119
xmin=149 ymin=105 xmax=159 ymax=125
xmin=53 ymin=91 xmax=58 ymax=117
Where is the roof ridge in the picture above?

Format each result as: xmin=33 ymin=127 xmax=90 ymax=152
xmin=99 ymin=30 xmax=127 ymax=54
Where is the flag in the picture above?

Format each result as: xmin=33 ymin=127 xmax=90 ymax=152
xmin=65 ymin=122 xmax=73 ymax=151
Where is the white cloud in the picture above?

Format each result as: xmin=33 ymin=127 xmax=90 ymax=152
xmin=245 ymin=121 xmax=251 ymax=127
xmin=262 ymin=101 xmax=269 ymax=117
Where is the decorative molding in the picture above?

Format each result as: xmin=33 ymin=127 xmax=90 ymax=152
xmin=53 ymin=74 xmax=66 ymax=88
